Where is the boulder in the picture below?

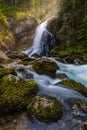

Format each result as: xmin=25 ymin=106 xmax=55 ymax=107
xmin=0 ymin=75 xmax=39 ymax=114
xmin=0 ymin=68 xmax=17 ymax=78
xmin=27 ymin=96 xmax=63 ymax=122
xmin=59 ymin=79 xmax=87 ymax=97
xmin=32 ymin=60 xmax=58 ymax=77
xmin=56 ymin=73 xmax=68 ymax=79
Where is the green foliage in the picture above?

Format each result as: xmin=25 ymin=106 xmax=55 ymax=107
xmin=0 ymin=9 xmax=8 ymax=25
xmin=78 ymin=16 xmax=87 ymax=43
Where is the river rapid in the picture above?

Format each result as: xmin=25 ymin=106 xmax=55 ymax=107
xmin=2 ymin=19 xmax=87 ymax=130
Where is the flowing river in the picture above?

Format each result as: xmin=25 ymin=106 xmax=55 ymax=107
xmin=4 ymin=19 xmax=87 ymax=130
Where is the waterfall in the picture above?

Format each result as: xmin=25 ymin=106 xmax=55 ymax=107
xmin=16 ymin=18 xmax=87 ymax=130
xmin=23 ymin=20 xmax=56 ymax=56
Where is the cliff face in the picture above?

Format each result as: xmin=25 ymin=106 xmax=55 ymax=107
xmin=0 ymin=0 xmax=60 ymax=52
xmin=48 ymin=0 xmax=87 ymax=51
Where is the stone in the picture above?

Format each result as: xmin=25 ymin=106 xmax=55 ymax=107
xmin=32 ymin=60 xmax=58 ymax=77
xmin=0 ymin=75 xmax=39 ymax=115
xmin=0 ymin=68 xmax=17 ymax=78
xmin=59 ymin=79 xmax=87 ymax=97
xmin=27 ymin=95 xmax=63 ymax=122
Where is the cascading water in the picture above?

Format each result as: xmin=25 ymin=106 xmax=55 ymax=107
xmin=16 ymin=60 xmax=87 ymax=130
xmin=23 ymin=20 xmax=56 ymax=56
xmin=49 ymin=57 xmax=87 ymax=87
xmin=5 ymin=20 xmax=87 ymax=130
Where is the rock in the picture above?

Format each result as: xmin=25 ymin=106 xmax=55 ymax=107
xmin=0 ymin=68 xmax=17 ymax=78
xmin=27 ymin=96 xmax=63 ymax=122
xmin=0 ymin=51 xmax=9 ymax=60
xmin=18 ymin=57 xmax=34 ymax=66
xmin=32 ymin=60 xmax=58 ymax=77
xmin=10 ymin=17 xmax=38 ymax=52
xmin=75 ymin=100 xmax=87 ymax=112
xmin=0 ymin=75 xmax=39 ymax=114
xmin=56 ymin=73 xmax=69 ymax=79
xmin=7 ymin=51 xmax=29 ymax=60
xmin=32 ymin=53 xmax=41 ymax=58
xmin=59 ymin=79 xmax=87 ymax=97
xmin=64 ymin=55 xmax=77 ymax=64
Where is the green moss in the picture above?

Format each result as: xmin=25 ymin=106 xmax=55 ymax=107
xmin=18 ymin=60 xmax=32 ymax=66
xmin=27 ymin=96 xmax=63 ymax=122
xmin=32 ymin=60 xmax=58 ymax=77
xmin=0 ymin=68 xmax=17 ymax=78
xmin=0 ymin=75 xmax=39 ymax=114
xmin=59 ymin=79 xmax=87 ymax=97
xmin=0 ymin=59 xmax=12 ymax=64
xmin=50 ymin=44 xmax=87 ymax=64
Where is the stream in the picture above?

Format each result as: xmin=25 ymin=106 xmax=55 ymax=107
xmin=2 ymin=19 xmax=87 ymax=130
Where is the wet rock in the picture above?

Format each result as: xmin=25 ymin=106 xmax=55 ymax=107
xmin=26 ymin=73 xmax=33 ymax=79
xmin=56 ymin=73 xmax=69 ymax=79
xmin=0 ymin=75 xmax=39 ymax=115
xmin=27 ymin=96 xmax=63 ymax=122
xmin=32 ymin=53 xmax=41 ymax=58
xmin=74 ymin=59 xmax=82 ymax=65
xmin=18 ymin=57 xmax=34 ymax=66
xmin=59 ymin=79 xmax=87 ymax=97
xmin=64 ymin=55 xmax=79 ymax=64
xmin=32 ymin=60 xmax=58 ymax=77
xmin=75 ymin=100 xmax=87 ymax=113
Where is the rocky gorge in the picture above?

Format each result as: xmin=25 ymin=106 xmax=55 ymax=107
xmin=0 ymin=0 xmax=87 ymax=130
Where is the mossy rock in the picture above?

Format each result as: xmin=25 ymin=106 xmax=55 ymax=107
xmin=18 ymin=60 xmax=32 ymax=66
xmin=56 ymin=73 xmax=68 ymax=79
xmin=32 ymin=60 xmax=58 ymax=77
xmin=59 ymin=79 xmax=87 ymax=97
xmin=18 ymin=56 xmax=35 ymax=65
xmin=27 ymin=96 xmax=63 ymax=122
xmin=7 ymin=52 xmax=29 ymax=60
xmin=0 ymin=75 xmax=39 ymax=114
xmin=0 ymin=59 xmax=12 ymax=64
xmin=64 ymin=55 xmax=77 ymax=63
xmin=0 ymin=68 xmax=17 ymax=78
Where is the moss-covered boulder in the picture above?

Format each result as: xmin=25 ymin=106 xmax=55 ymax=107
xmin=27 ymin=96 xmax=63 ymax=122
xmin=0 ymin=68 xmax=17 ymax=78
xmin=18 ymin=56 xmax=34 ymax=66
xmin=32 ymin=60 xmax=58 ymax=77
xmin=0 ymin=75 xmax=39 ymax=115
xmin=59 ymin=79 xmax=87 ymax=97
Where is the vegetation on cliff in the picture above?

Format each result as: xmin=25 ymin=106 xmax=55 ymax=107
xmin=48 ymin=0 xmax=87 ymax=62
xmin=0 ymin=0 xmax=59 ymax=51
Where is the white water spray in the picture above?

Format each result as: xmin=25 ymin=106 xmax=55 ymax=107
xmin=23 ymin=20 xmax=56 ymax=56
